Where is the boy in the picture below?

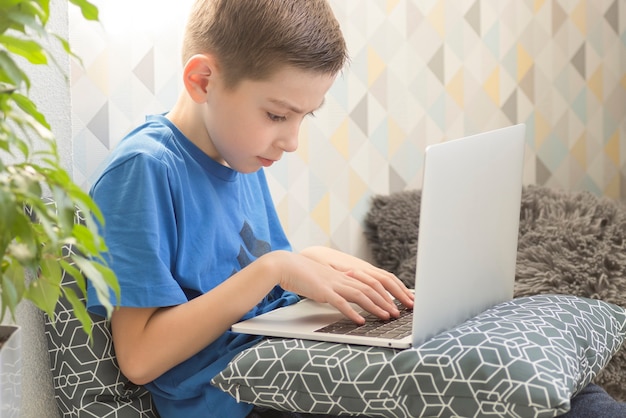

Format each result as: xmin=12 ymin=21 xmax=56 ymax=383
xmin=87 ymin=1 xmax=413 ymax=417
xmin=88 ymin=0 xmax=625 ymax=417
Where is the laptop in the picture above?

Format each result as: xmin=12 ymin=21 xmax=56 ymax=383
xmin=232 ymin=123 xmax=526 ymax=348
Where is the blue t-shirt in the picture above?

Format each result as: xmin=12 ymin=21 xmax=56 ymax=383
xmin=88 ymin=114 xmax=299 ymax=417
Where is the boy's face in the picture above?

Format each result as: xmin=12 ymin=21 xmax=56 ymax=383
xmin=202 ymin=65 xmax=336 ymax=173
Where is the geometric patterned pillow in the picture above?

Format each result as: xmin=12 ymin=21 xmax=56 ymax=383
xmin=213 ymin=295 xmax=626 ymax=418
xmin=33 ymin=200 xmax=160 ymax=417
xmin=43 ymin=244 xmax=160 ymax=418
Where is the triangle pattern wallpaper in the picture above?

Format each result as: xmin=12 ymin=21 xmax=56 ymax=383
xmin=69 ymin=0 xmax=625 ymax=258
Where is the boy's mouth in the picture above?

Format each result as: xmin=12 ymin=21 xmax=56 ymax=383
xmin=258 ymin=157 xmax=276 ymax=167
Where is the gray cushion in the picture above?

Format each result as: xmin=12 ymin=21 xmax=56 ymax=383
xmin=36 ymin=199 xmax=159 ymax=417
xmin=363 ymin=185 xmax=626 ymax=401
xmin=44 ymin=262 xmax=159 ymax=417
xmin=213 ymin=294 xmax=626 ymax=418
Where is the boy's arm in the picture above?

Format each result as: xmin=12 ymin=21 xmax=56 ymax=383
xmin=111 ymin=249 xmax=405 ymax=385
xmin=110 ymin=252 xmax=279 ymax=385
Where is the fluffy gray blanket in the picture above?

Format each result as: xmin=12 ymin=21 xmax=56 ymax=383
xmin=364 ymin=184 xmax=626 ymax=401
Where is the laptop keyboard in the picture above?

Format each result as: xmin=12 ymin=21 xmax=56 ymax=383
xmin=315 ymin=300 xmax=413 ymax=340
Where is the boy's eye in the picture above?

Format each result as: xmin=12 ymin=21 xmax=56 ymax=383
xmin=267 ymin=112 xmax=287 ymax=122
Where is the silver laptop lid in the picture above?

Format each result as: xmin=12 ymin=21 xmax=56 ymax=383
xmin=411 ymin=123 xmax=526 ymax=346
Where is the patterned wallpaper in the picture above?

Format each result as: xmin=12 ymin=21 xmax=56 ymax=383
xmin=69 ymin=0 xmax=625 ymax=258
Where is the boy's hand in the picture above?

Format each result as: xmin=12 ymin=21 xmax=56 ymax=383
xmin=273 ymin=247 xmax=414 ymax=324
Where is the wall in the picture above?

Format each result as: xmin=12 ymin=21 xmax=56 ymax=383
xmin=69 ymin=0 xmax=626 ymax=258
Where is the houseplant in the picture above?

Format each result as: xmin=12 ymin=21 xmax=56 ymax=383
xmin=0 ymin=0 xmax=119 ymax=336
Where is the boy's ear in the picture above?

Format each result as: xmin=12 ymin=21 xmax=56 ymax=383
xmin=182 ymin=54 xmax=218 ymax=103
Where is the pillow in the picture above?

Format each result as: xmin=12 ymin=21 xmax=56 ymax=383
xmin=363 ymin=185 xmax=626 ymax=401
xmin=44 ymin=263 xmax=160 ymax=417
xmin=213 ymin=294 xmax=626 ymax=418
xmin=44 ymin=262 xmax=159 ymax=418
xmin=34 ymin=199 xmax=160 ymax=417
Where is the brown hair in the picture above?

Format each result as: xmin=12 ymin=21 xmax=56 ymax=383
xmin=182 ymin=0 xmax=348 ymax=88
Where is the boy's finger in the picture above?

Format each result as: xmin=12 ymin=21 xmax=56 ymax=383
xmin=327 ymin=294 xmax=365 ymax=324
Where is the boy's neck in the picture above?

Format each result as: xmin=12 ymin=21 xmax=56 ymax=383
xmin=166 ymin=93 xmax=222 ymax=164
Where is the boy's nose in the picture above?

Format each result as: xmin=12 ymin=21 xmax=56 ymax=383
xmin=277 ymin=132 xmax=299 ymax=153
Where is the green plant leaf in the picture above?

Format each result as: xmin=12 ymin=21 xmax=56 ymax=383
xmin=0 ymin=0 xmax=22 ymax=10
xmin=69 ymin=223 xmax=99 ymax=255
xmin=0 ymin=50 xmax=29 ymax=87
xmin=7 ymin=212 xmax=37 ymax=259
xmin=51 ymin=187 xmax=75 ymax=235
xmin=59 ymin=258 xmax=85 ymax=295
xmin=7 ymin=106 xmax=54 ymax=144
xmin=0 ymin=34 xmax=47 ymax=65
xmin=62 ymin=286 xmax=93 ymax=338
xmin=7 ymin=165 xmax=44 ymax=205
xmin=18 ymin=0 xmax=49 ymax=25
xmin=72 ymin=255 xmax=119 ymax=318
xmin=11 ymin=92 xmax=50 ymax=129
xmin=0 ymin=188 xmax=18 ymax=234
xmin=68 ymin=0 xmax=99 ymax=21
xmin=0 ymin=0 xmax=118 ymax=332
xmin=52 ymin=33 xmax=72 ymax=56
xmin=24 ymin=259 xmax=63 ymax=319
xmin=0 ymin=119 xmax=30 ymax=159
xmin=6 ymin=8 xmax=46 ymax=37
xmin=70 ymin=186 xmax=105 ymax=225
xmin=1 ymin=260 xmax=24 ymax=321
